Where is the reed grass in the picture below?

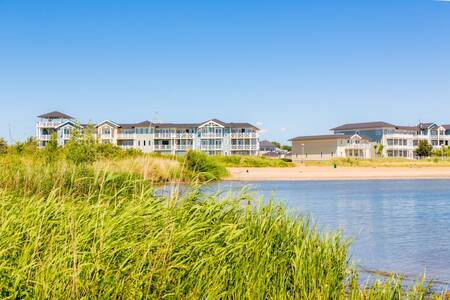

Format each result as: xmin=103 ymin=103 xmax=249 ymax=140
xmin=0 ymin=154 xmax=447 ymax=299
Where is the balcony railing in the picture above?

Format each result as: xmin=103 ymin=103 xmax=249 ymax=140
xmin=200 ymin=144 xmax=223 ymax=151
xmin=200 ymin=133 xmax=223 ymax=138
xmin=175 ymin=144 xmax=193 ymax=151
xmin=231 ymin=144 xmax=258 ymax=151
xmin=117 ymin=133 xmax=136 ymax=139
xmin=154 ymin=133 xmax=173 ymax=139
xmin=231 ymin=132 xmax=258 ymax=138
xmin=38 ymin=135 xmax=52 ymax=141
xmin=175 ymin=133 xmax=195 ymax=139
xmin=60 ymin=134 xmax=71 ymax=140
xmin=154 ymin=144 xmax=172 ymax=150
xmin=99 ymin=134 xmax=113 ymax=139
xmin=37 ymin=122 xmax=61 ymax=128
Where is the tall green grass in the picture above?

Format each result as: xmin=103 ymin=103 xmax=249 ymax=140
xmin=212 ymin=155 xmax=294 ymax=168
xmin=0 ymin=154 xmax=446 ymax=298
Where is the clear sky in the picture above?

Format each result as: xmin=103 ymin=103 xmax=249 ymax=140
xmin=1 ymin=0 xmax=450 ymax=143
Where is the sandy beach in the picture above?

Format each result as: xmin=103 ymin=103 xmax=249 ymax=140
xmin=225 ymin=166 xmax=450 ymax=181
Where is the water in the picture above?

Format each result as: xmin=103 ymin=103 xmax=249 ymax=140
xmin=209 ymin=180 xmax=450 ymax=285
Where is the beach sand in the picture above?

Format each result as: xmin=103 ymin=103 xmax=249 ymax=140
xmin=225 ymin=166 xmax=450 ymax=181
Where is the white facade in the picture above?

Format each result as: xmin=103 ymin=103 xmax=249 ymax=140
xmin=291 ymin=121 xmax=450 ymax=160
xmin=36 ymin=112 xmax=260 ymax=156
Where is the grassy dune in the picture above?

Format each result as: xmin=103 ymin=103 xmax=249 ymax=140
xmin=0 ymin=153 xmax=446 ymax=298
xmin=212 ymin=155 xmax=294 ymax=168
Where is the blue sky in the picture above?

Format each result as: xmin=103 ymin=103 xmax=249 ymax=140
xmin=1 ymin=0 xmax=450 ymax=143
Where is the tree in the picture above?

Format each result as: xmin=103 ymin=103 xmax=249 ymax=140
xmin=65 ymin=128 xmax=97 ymax=165
xmin=0 ymin=137 xmax=8 ymax=154
xmin=281 ymin=145 xmax=292 ymax=152
xmin=271 ymin=141 xmax=282 ymax=149
xmin=416 ymin=140 xmax=432 ymax=158
xmin=11 ymin=137 xmax=38 ymax=154
xmin=44 ymin=133 xmax=59 ymax=163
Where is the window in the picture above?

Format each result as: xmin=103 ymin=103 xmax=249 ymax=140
xmin=102 ymin=127 xmax=111 ymax=135
xmin=143 ymin=141 xmax=146 ymax=146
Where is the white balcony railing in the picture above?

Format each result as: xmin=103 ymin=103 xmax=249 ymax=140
xmin=38 ymin=135 xmax=52 ymax=141
xmin=175 ymin=144 xmax=193 ymax=151
xmin=154 ymin=133 xmax=173 ymax=139
xmin=231 ymin=144 xmax=258 ymax=151
xmin=201 ymin=144 xmax=223 ymax=151
xmin=200 ymin=133 xmax=223 ymax=138
xmin=231 ymin=132 xmax=258 ymax=138
xmin=37 ymin=122 xmax=61 ymax=128
xmin=60 ymin=134 xmax=71 ymax=140
xmin=100 ymin=134 xmax=113 ymax=139
xmin=154 ymin=144 xmax=172 ymax=150
xmin=175 ymin=133 xmax=195 ymax=139
xmin=117 ymin=133 xmax=136 ymax=139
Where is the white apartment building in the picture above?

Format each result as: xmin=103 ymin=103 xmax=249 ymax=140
xmin=36 ymin=111 xmax=260 ymax=156
xmin=291 ymin=121 xmax=450 ymax=161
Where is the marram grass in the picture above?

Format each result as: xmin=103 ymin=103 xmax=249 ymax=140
xmin=0 ymin=156 xmax=447 ymax=299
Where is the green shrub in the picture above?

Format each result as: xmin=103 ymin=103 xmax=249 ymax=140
xmin=185 ymin=151 xmax=228 ymax=182
xmin=0 ymin=137 xmax=7 ymax=154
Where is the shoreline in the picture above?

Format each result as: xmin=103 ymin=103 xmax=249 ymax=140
xmin=225 ymin=166 xmax=450 ymax=181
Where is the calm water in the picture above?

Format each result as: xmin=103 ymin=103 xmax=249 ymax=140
xmin=208 ymin=180 xmax=450 ymax=285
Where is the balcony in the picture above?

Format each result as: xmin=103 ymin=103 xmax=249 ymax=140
xmin=231 ymin=132 xmax=258 ymax=138
xmin=38 ymin=135 xmax=52 ymax=141
xmin=175 ymin=144 xmax=193 ymax=151
xmin=154 ymin=144 xmax=172 ymax=151
xmin=60 ymin=134 xmax=71 ymax=140
xmin=175 ymin=133 xmax=195 ymax=139
xmin=99 ymin=134 xmax=113 ymax=139
xmin=200 ymin=144 xmax=223 ymax=151
xmin=117 ymin=133 xmax=136 ymax=139
xmin=200 ymin=133 xmax=223 ymax=138
xmin=37 ymin=121 xmax=61 ymax=128
xmin=154 ymin=133 xmax=173 ymax=139
xmin=231 ymin=144 xmax=258 ymax=151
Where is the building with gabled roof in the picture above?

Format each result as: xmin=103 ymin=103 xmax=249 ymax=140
xmin=291 ymin=120 xmax=450 ymax=161
xmin=36 ymin=112 xmax=260 ymax=156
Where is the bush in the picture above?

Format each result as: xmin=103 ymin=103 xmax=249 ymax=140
xmin=184 ymin=151 xmax=228 ymax=182
xmin=0 ymin=137 xmax=7 ymax=154
xmin=416 ymin=140 xmax=433 ymax=158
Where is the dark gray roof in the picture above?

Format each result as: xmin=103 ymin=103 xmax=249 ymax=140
xmin=289 ymin=134 xmax=353 ymax=142
xmin=154 ymin=123 xmax=200 ymax=129
xmin=201 ymin=119 xmax=259 ymax=130
xmin=260 ymin=140 xmax=276 ymax=148
xmin=38 ymin=111 xmax=74 ymax=119
xmin=395 ymin=125 xmax=419 ymax=131
xmin=331 ymin=121 xmax=396 ymax=131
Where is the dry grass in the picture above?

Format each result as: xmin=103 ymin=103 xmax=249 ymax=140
xmin=93 ymin=156 xmax=185 ymax=184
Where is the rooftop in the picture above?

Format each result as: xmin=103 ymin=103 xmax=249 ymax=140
xmin=331 ymin=121 xmax=396 ymax=131
xmin=289 ymin=134 xmax=353 ymax=142
xmin=38 ymin=111 xmax=74 ymax=120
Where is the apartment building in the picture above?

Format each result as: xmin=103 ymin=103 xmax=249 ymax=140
xmin=291 ymin=121 xmax=450 ymax=161
xmin=36 ymin=111 xmax=260 ymax=156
